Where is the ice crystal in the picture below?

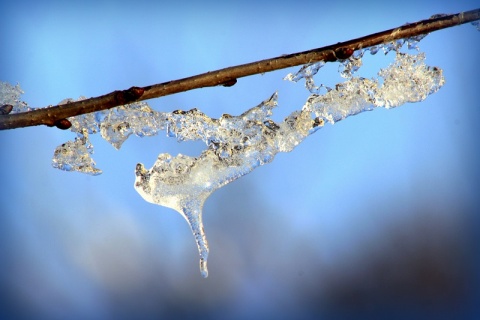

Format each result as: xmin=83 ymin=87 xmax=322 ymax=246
xmin=61 ymin=97 xmax=101 ymax=134
xmin=134 ymin=93 xmax=316 ymax=277
xmin=52 ymin=129 xmax=102 ymax=175
xmin=51 ymin=100 xmax=166 ymax=173
xmin=134 ymin=48 xmax=444 ymax=277
xmin=99 ymin=102 xmax=163 ymax=149
xmin=305 ymin=52 xmax=444 ymax=123
xmin=0 ymin=82 xmax=31 ymax=113
xmin=5 ymin=33 xmax=444 ymax=277
xmin=339 ymin=50 xmax=364 ymax=79
xmin=472 ymin=20 xmax=480 ymax=31
xmin=284 ymin=62 xmax=326 ymax=93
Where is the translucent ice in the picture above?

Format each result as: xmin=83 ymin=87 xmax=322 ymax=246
xmin=7 ymin=32 xmax=441 ymax=277
xmin=61 ymin=97 xmax=102 ymax=134
xmin=0 ymin=82 xmax=31 ymax=113
xmin=99 ymin=102 xmax=164 ymax=149
xmin=134 ymin=93 xmax=316 ymax=277
xmin=338 ymin=50 xmax=364 ymax=79
xmin=134 ymin=47 xmax=446 ymax=277
xmin=374 ymin=52 xmax=444 ymax=108
xmin=52 ymin=129 xmax=102 ymax=175
xmin=52 ymin=100 xmax=166 ymax=173
xmin=304 ymin=52 xmax=444 ymax=123
xmin=284 ymin=61 xmax=325 ymax=93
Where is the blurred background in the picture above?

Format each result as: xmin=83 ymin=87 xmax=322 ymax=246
xmin=1 ymin=1 xmax=479 ymax=319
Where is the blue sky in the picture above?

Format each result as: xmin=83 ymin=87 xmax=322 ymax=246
xmin=1 ymin=1 xmax=479 ymax=319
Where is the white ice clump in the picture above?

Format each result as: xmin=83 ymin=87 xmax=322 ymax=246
xmin=52 ymin=129 xmax=102 ymax=175
xmin=305 ymin=52 xmax=444 ymax=124
xmin=51 ymin=100 xmax=165 ymax=173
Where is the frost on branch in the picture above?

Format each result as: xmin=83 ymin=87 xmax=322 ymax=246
xmin=52 ymin=128 xmax=102 ymax=175
xmin=99 ymin=102 xmax=164 ymax=149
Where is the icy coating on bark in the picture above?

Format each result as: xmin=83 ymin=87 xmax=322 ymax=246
xmin=50 ymin=99 xmax=164 ymax=175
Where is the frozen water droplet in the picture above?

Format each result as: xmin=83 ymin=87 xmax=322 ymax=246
xmin=382 ymin=40 xmax=404 ymax=55
xmin=338 ymin=52 xmax=363 ymax=79
xmin=65 ymin=97 xmax=103 ymax=134
xmin=406 ymin=34 xmax=427 ymax=50
xmin=134 ymin=153 xmax=212 ymax=277
xmin=369 ymin=45 xmax=380 ymax=55
xmin=284 ymin=62 xmax=325 ymax=93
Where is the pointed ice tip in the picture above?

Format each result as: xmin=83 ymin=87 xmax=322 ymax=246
xmin=200 ymin=261 xmax=208 ymax=278
xmin=200 ymin=259 xmax=208 ymax=278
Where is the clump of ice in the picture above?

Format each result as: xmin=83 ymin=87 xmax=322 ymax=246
xmin=51 ymin=100 xmax=167 ymax=173
xmin=305 ymin=52 xmax=444 ymax=124
xmin=99 ymin=102 xmax=164 ymax=149
xmin=52 ymin=129 xmax=102 ymax=175
xmin=134 ymin=93 xmax=317 ymax=277
xmin=134 ymin=49 xmax=444 ymax=277
xmin=0 ymin=82 xmax=31 ymax=113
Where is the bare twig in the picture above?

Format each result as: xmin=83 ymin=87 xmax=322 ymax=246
xmin=1 ymin=8 xmax=478 ymax=131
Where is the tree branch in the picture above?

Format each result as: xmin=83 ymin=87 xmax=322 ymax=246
xmin=1 ymin=8 xmax=478 ymax=131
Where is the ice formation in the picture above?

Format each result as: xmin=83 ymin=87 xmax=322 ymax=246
xmin=305 ymin=52 xmax=444 ymax=124
xmin=52 ymin=128 xmax=102 ymax=175
xmin=133 ymin=49 xmax=444 ymax=276
xmin=0 ymin=82 xmax=31 ymax=113
xmin=51 ymin=99 xmax=164 ymax=174
xmin=134 ymin=94 xmax=315 ymax=277
xmin=1 ymin=37 xmax=446 ymax=277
